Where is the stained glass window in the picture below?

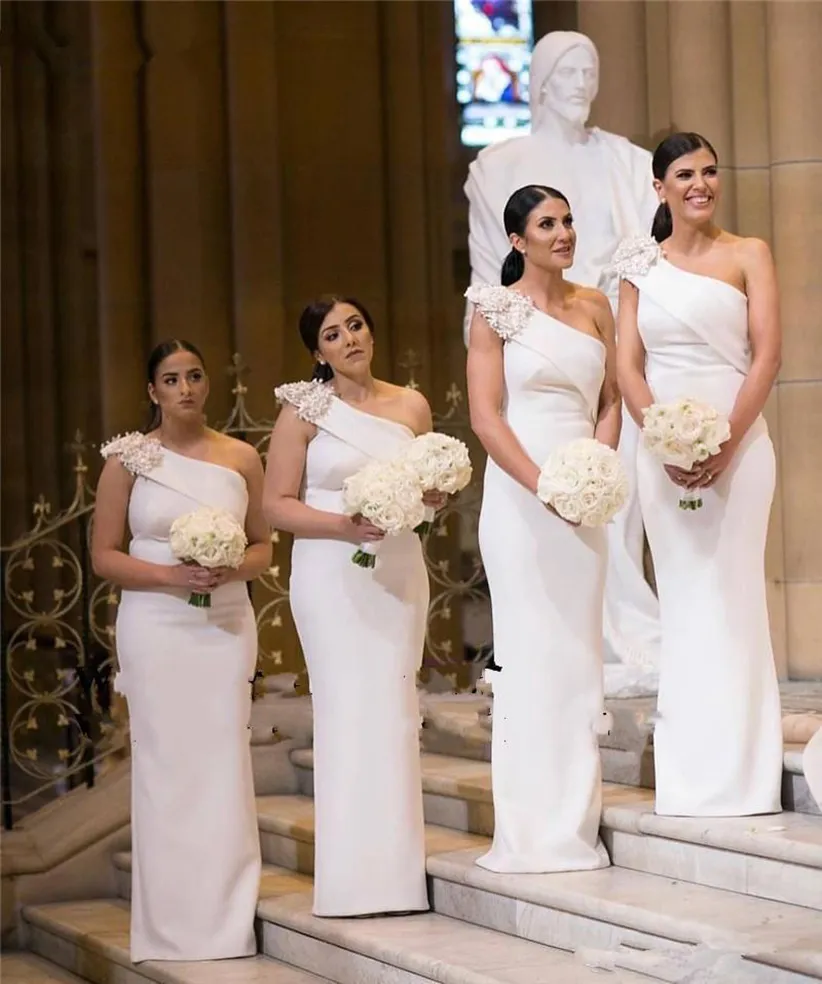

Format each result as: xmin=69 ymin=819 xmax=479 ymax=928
xmin=454 ymin=0 xmax=534 ymax=148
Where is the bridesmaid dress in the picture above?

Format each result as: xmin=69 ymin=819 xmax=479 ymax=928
xmin=103 ymin=433 xmax=261 ymax=962
xmin=466 ymin=284 xmax=610 ymax=874
xmin=614 ymin=236 xmax=783 ymax=817
xmin=275 ymin=381 xmax=429 ymax=917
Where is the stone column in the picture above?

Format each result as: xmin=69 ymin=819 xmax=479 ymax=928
xmin=578 ymin=1 xmax=649 ymax=144
xmin=666 ymin=0 xmax=736 ymax=229
xmin=729 ymin=1 xmax=787 ymax=677
xmin=767 ymin=1 xmax=822 ymax=679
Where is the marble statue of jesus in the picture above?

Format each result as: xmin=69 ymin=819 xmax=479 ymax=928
xmin=465 ymin=31 xmax=661 ymax=694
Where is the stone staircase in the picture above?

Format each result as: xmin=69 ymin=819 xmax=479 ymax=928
xmin=7 ymin=690 xmax=822 ymax=984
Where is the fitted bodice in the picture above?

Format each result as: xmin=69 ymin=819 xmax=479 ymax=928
xmin=501 ymin=313 xmax=606 ymax=462
xmin=302 ymin=417 xmax=413 ymax=514
xmin=128 ymin=450 xmax=248 ymax=568
xmin=638 ymin=293 xmax=745 ymax=415
xmin=630 ymin=260 xmax=752 ymax=418
xmin=466 ymin=286 xmax=606 ymax=465
xmin=273 ymin=382 xmax=417 ymax=516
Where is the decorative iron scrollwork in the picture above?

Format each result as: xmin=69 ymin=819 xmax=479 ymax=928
xmin=1 ymin=355 xmax=489 ymax=825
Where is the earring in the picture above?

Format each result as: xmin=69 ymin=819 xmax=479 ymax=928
xmin=318 ymin=359 xmax=326 ymax=366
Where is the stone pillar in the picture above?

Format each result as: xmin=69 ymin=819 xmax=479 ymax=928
xmin=767 ymin=1 xmax=822 ymax=679
xmin=666 ymin=0 xmax=736 ymax=229
xmin=578 ymin=1 xmax=649 ymax=144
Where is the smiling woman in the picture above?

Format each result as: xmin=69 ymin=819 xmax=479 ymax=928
xmin=615 ymin=131 xmax=784 ymax=819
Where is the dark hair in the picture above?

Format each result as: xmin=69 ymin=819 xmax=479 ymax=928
xmin=145 ymin=339 xmax=205 ymax=432
xmin=500 ymin=185 xmax=571 ymax=286
xmin=650 ymin=131 xmax=718 ymax=243
xmin=297 ymin=295 xmax=376 ymax=382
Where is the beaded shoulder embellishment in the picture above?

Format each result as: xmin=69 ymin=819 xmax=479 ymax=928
xmin=100 ymin=432 xmax=164 ymax=476
xmin=274 ymin=380 xmax=335 ymax=425
xmin=465 ymin=284 xmax=534 ymax=341
xmin=609 ymin=235 xmax=661 ymax=279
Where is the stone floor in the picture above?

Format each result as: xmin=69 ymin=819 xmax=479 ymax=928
xmin=4 ymin=678 xmax=822 ymax=984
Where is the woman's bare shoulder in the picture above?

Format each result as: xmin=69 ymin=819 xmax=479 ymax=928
xmin=208 ymin=430 xmax=262 ymax=470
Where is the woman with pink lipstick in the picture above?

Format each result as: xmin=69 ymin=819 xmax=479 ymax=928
xmin=92 ymin=340 xmax=270 ymax=961
xmin=466 ymin=185 xmax=620 ymax=873
xmin=615 ymin=132 xmax=783 ymax=818
xmin=264 ymin=297 xmax=443 ymax=917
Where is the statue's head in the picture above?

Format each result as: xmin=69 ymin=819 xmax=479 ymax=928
xmin=530 ymin=31 xmax=599 ymax=131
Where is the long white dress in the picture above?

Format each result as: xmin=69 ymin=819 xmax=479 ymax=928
xmin=616 ymin=239 xmax=783 ymax=817
xmin=104 ymin=434 xmax=261 ymax=962
xmin=467 ymin=285 xmax=610 ymax=874
xmin=464 ymin=118 xmax=662 ymax=684
xmin=275 ymin=382 xmax=429 ymax=917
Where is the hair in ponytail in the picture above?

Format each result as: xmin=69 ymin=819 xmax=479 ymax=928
xmin=298 ymin=295 xmax=375 ymax=382
xmin=144 ymin=339 xmax=205 ymax=433
xmin=500 ymin=248 xmax=525 ymax=287
xmin=651 ymin=202 xmax=672 ymax=244
xmin=311 ymin=360 xmax=335 ymax=383
xmin=650 ymin=131 xmax=718 ymax=243
xmin=500 ymin=184 xmax=572 ymax=284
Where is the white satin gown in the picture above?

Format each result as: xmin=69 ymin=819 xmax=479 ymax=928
xmin=618 ymin=241 xmax=783 ymax=817
xmin=106 ymin=434 xmax=260 ymax=962
xmin=467 ymin=285 xmax=610 ymax=874
xmin=275 ymin=381 xmax=429 ymax=917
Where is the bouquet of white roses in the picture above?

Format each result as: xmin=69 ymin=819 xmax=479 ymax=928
xmin=342 ymin=458 xmax=426 ymax=568
xmin=642 ymin=398 xmax=730 ymax=510
xmin=168 ymin=507 xmax=247 ymax=607
xmin=400 ymin=432 xmax=472 ymax=534
xmin=537 ymin=438 xmax=629 ymax=527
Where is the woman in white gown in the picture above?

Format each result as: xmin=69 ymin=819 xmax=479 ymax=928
xmin=92 ymin=340 xmax=271 ymax=962
xmin=264 ymin=297 xmax=443 ymax=916
xmin=466 ymin=185 xmax=620 ymax=873
xmin=615 ymin=132 xmax=783 ymax=817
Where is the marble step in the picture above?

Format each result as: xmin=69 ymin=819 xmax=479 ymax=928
xmin=21 ymin=899 xmax=329 ymax=984
xmin=110 ymin=816 xmax=483 ymax=893
xmin=111 ymin=828 xmax=822 ymax=980
xmin=208 ymin=793 xmax=822 ymax=982
xmin=1 ymin=952 xmax=88 ymax=984
xmin=602 ymin=795 xmax=822 ymax=911
xmin=105 ymin=856 xmax=662 ymax=982
xmin=111 ymin=854 xmax=314 ymax=902
xmin=254 ymin=798 xmax=485 ymax=875
xmin=257 ymin=891 xmax=655 ymax=984
xmin=785 ymin=744 xmax=821 ymax=816
xmin=291 ymin=750 xmax=822 ymax=910
xmin=428 ymin=847 xmax=822 ymax=983
xmin=109 ymin=834 xmax=822 ymax=983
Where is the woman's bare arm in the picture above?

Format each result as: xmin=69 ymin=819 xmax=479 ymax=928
xmin=589 ymin=292 xmax=621 ymax=450
xmin=466 ymin=310 xmax=540 ymax=494
xmin=728 ymin=238 xmax=782 ymax=444
xmin=615 ymin=279 xmax=654 ymax=427
xmin=228 ymin=445 xmax=272 ymax=581
xmin=263 ymin=406 xmax=381 ymax=542
xmin=91 ymin=458 xmax=189 ymax=589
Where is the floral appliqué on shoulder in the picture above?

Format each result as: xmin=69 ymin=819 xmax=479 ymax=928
xmin=100 ymin=432 xmax=163 ymax=477
xmin=609 ymin=235 xmax=662 ymax=279
xmin=465 ymin=284 xmax=534 ymax=341
xmin=274 ymin=380 xmax=334 ymax=425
